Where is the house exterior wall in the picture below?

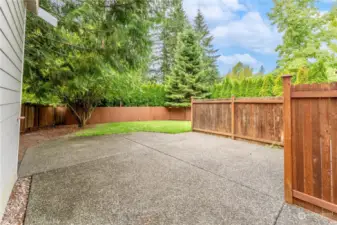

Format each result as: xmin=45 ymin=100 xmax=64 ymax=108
xmin=0 ymin=0 xmax=26 ymax=220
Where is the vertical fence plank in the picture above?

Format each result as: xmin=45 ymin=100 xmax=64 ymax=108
xmin=191 ymin=98 xmax=194 ymax=130
xmin=291 ymin=87 xmax=297 ymax=193
xmin=319 ymin=84 xmax=332 ymax=217
xmin=296 ymin=85 xmax=304 ymax=193
xmin=231 ymin=96 xmax=235 ymax=139
xmin=310 ymin=84 xmax=323 ymax=214
xmin=282 ymin=75 xmax=293 ymax=204
xmin=302 ymin=89 xmax=313 ymax=211
xmin=20 ymin=105 xmax=25 ymax=132
xmin=297 ymin=84 xmax=312 ymax=211
xmin=330 ymin=84 xmax=337 ymax=219
xmin=329 ymin=83 xmax=337 ymax=218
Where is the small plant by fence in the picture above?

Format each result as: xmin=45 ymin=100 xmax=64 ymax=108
xmin=191 ymin=97 xmax=284 ymax=145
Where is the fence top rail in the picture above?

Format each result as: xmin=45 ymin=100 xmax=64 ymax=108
xmin=291 ymin=82 xmax=337 ymax=98
xmin=193 ymin=97 xmax=283 ymax=104
xmin=291 ymin=90 xmax=337 ymax=98
xmin=193 ymin=100 xmax=231 ymax=104
xmin=291 ymin=82 xmax=337 ymax=90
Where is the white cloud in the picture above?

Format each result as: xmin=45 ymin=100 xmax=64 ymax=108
xmin=218 ymin=53 xmax=261 ymax=67
xmin=211 ymin=12 xmax=281 ymax=54
xmin=183 ymin=0 xmax=246 ymax=21
xmin=220 ymin=0 xmax=246 ymax=11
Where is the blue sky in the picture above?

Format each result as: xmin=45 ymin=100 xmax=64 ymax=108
xmin=183 ymin=0 xmax=335 ymax=75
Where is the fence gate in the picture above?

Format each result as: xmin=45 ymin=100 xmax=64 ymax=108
xmin=283 ymin=76 xmax=337 ymax=219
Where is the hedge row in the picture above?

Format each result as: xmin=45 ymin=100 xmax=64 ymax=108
xmin=101 ymin=83 xmax=166 ymax=107
xmin=211 ymin=65 xmax=330 ymax=99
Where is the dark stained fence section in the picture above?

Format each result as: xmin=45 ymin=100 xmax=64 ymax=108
xmin=192 ymin=98 xmax=284 ymax=145
xmin=20 ymin=105 xmax=66 ymax=132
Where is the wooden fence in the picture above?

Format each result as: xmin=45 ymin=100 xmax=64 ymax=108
xmin=283 ymin=76 xmax=337 ymax=220
xmin=191 ymin=97 xmax=284 ymax=145
xmin=64 ymin=107 xmax=190 ymax=125
xmin=20 ymin=105 xmax=66 ymax=132
xmin=20 ymin=105 xmax=191 ymax=132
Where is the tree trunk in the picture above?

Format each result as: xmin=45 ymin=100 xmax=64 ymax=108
xmin=68 ymin=104 xmax=95 ymax=128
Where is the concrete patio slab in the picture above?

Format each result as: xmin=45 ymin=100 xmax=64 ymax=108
xmin=21 ymin=132 xmax=337 ymax=225
xmin=19 ymin=134 xmax=147 ymax=177
xmin=276 ymin=204 xmax=337 ymax=225
xmin=123 ymin=132 xmax=284 ymax=199
xmin=25 ymin=146 xmax=283 ymax=225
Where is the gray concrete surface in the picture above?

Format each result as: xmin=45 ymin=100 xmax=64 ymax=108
xmin=21 ymin=132 xmax=337 ymax=225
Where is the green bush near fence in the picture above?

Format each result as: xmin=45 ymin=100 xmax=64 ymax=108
xmin=101 ymin=83 xmax=166 ymax=107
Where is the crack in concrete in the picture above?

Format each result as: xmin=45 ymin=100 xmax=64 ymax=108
xmin=272 ymin=203 xmax=285 ymax=225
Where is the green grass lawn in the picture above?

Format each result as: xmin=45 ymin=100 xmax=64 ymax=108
xmin=76 ymin=120 xmax=192 ymax=137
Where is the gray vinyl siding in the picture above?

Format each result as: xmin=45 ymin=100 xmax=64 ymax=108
xmin=0 ymin=0 xmax=25 ymax=220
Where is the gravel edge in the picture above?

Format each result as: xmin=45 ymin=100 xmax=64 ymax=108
xmin=1 ymin=177 xmax=31 ymax=225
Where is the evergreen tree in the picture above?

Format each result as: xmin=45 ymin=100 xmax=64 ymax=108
xmin=24 ymin=0 xmax=152 ymax=127
xmin=161 ymin=0 xmax=188 ymax=78
xmin=246 ymin=78 xmax=254 ymax=97
xmin=224 ymin=78 xmax=232 ymax=98
xmin=231 ymin=80 xmax=240 ymax=97
xmin=273 ymin=75 xmax=283 ymax=96
xmin=219 ymin=78 xmax=228 ymax=98
xmin=240 ymin=79 xmax=248 ymax=97
xmin=258 ymin=65 xmax=265 ymax=75
xmin=227 ymin=62 xmax=253 ymax=78
xmin=165 ymin=28 xmax=210 ymax=106
xmin=232 ymin=62 xmax=244 ymax=76
xmin=259 ymin=75 xmax=275 ymax=97
xmin=253 ymin=77 xmax=264 ymax=97
xmin=211 ymin=83 xmax=222 ymax=98
xmin=194 ymin=9 xmax=219 ymax=84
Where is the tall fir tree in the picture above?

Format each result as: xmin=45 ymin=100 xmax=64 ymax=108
xmin=160 ymin=0 xmax=188 ymax=79
xmin=258 ymin=65 xmax=265 ymax=75
xmin=193 ymin=9 xmax=219 ymax=84
xmin=165 ymin=28 xmax=210 ymax=106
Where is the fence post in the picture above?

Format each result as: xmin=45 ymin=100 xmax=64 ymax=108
xmin=191 ymin=97 xmax=194 ymax=130
xmin=282 ymin=75 xmax=293 ymax=204
xmin=231 ymin=96 xmax=235 ymax=139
